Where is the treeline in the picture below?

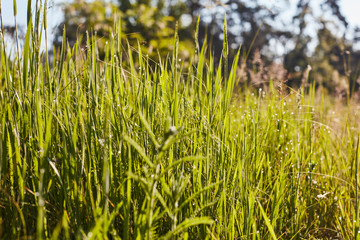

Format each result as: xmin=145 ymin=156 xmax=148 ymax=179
xmin=16 ymin=0 xmax=360 ymax=97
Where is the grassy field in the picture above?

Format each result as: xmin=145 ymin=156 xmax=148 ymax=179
xmin=1 ymin=3 xmax=360 ymax=239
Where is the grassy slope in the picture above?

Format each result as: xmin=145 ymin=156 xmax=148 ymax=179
xmin=1 ymin=4 xmax=360 ymax=240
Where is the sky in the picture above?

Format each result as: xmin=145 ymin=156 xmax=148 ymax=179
xmin=341 ymin=0 xmax=360 ymax=27
xmin=1 ymin=0 xmax=360 ymax=51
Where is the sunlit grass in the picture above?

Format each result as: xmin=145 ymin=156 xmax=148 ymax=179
xmin=0 ymin=1 xmax=360 ymax=239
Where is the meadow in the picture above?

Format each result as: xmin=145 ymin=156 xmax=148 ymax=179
xmin=1 ymin=2 xmax=360 ymax=239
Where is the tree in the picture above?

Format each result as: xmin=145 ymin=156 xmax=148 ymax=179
xmin=284 ymin=0 xmax=351 ymax=90
xmin=310 ymin=20 xmax=350 ymax=96
xmin=284 ymin=0 xmax=312 ymax=86
xmin=53 ymin=0 xmax=117 ymax=47
xmin=53 ymin=0 xmax=360 ymax=95
xmin=54 ymin=0 xmax=194 ymax=61
xmin=186 ymin=0 xmax=292 ymax=60
xmin=117 ymin=0 xmax=193 ymax=60
xmin=53 ymin=0 xmax=118 ymax=58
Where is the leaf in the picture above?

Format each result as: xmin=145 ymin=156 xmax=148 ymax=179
xmin=223 ymin=12 xmax=228 ymax=57
xmin=160 ymin=217 xmax=214 ymax=240
xmin=49 ymin=159 xmax=63 ymax=185
xmin=27 ymin=0 xmax=32 ymax=25
xmin=43 ymin=0 xmax=47 ymax=30
xmin=139 ymin=112 xmax=160 ymax=149
xmin=123 ymin=135 xmax=155 ymax=168
xmin=194 ymin=15 xmax=200 ymax=54
xmin=23 ymin=17 xmax=32 ymax=91
xmin=159 ymin=156 xmax=206 ymax=177
xmin=177 ymin=181 xmax=222 ymax=212
xmin=257 ymin=200 xmax=278 ymax=240
xmin=13 ymin=0 xmax=17 ymax=16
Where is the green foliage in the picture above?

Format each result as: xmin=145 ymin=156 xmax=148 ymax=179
xmin=311 ymin=20 xmax=350 ymax=96
xmin=2 ymin=1 xmax=360 ymax=239
xmin=54 ymin=0 xmax=193 ymax=61
xmin=122 ymin=2 xmax=192 ymax=61
xmin=283 ymin=0 xmax=359 ymax=94
xmin=53 ymin=0 xmax=360 ymax=94
xmin=53 ymin=0 xmax=119 ymax=58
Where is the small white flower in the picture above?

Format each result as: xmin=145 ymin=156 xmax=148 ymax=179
xmin=169 ymin=126 xmax=177 ymax=134
xmin=317 ymin=192 xmax=329 ymax=199
xmin=98 ymin=139 xmax=105 ymax=146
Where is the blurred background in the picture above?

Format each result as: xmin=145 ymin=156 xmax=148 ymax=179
xmin=2 ymin=0 xmax=360 ymax=97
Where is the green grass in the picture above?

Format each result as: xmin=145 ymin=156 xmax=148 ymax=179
xmin=1 ymin=1 xmax=360 ymax=239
